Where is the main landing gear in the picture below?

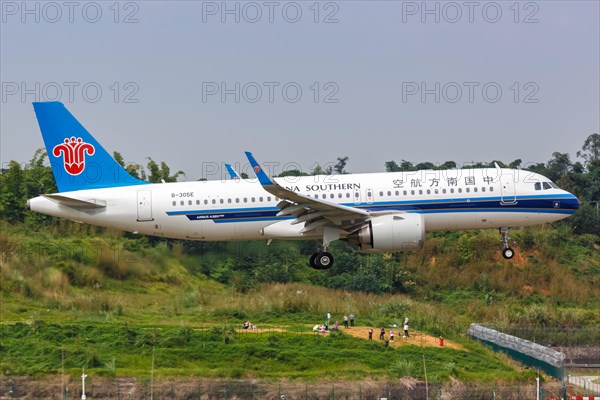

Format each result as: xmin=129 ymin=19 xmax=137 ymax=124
xmin=309 ymin=251 xmax=334 ymax=269
xmin=309 ymin=226 xmax=338 ymax=270
xmin=500 ymin=227 xmax=515 ymax=259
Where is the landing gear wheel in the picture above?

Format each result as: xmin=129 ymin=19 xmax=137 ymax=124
xmin=502 ymin=247 xmax=515 ymax=259
xmin=316 ymin=252 xmax=333 ymax=269
xmin=309 ymin=252 xmax=334 ymax=269
xmin=309 ymin=253 xmax=319 ymax=269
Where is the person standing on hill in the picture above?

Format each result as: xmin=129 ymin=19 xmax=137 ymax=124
xmin=403 ymin=322 xmax=409 ymax=338
xmin=327 ymin=312 xmax=331 ymax=325
xmin=343 ymin=314 xmax=349 ymax=329
xmin=349 ymin=313 xmax=355 ymax=327
xmin=379 ymin=327 xmax=385 ymax=340
xmin=368 ymin=329 xmax=373 ymax=340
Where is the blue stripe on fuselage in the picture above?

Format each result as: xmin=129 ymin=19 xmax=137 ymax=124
xmin=166 ymin=194 xmax=579 ymax=222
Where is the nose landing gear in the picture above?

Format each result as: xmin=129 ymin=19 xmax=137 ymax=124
xmin=500 ymin=228 xmax=515 ymax=259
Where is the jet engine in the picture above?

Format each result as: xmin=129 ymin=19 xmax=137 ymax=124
xmin=349 ymin=213 xmax=425 ymax=253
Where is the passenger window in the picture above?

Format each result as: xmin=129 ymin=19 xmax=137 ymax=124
xmin=482 ymin=187 xmax=486 ymax=192
xmin=220 ymin=199 xmax=224 ymax=204
xmin=379 ymin=191 xmax=384 ymax=196
xmin=426 ymin=189 xmax=431 ymax=195
xmin=465 ymin=188 xmax=470 ymax=193
xmin=450 ymin=188 xmax=454 ymax=194
xmin=243 ymin=198 xmax=248 ymax=203
xmin=330 ymin=194 xmax=335 ymax=199
xmin=387 ymin=191 xmax=392 ymax=196
xmin=411 ymin=190 xmax=415 ymax=195
xmin=346 ymin=193 xmax=350 ymax=198
xmin=228 ymin=198 xmax=232 ymax=203
xmin=419 ymin=190 xmax=423 ymax=195
xmin=259 ymin=197 xmax=263 ymax=202
xmin=267 ymin=196 xmax=272 ymax=201
xmin=204 ymin=200 xmax=208 ymax=205
xmin=188 ymin=200 xmax=192 ymax=205
xmin=212 ymin=199 xmax=216 ymax=204
xmin=458 ymin=188 xmax=462 ymax=193
xmin=442 ymin=189 xmax=446 ymax=194
xmin=435 ymin=189 xmax=438 ymax=194
xmin=172 ymin=201 xmax=176 ymax=206
xmin=236 ymin=198 xmax=240 ymax=203
xmin=196 ymin=200 xmax=200 ymax=205
xmin=395 ymin=190 xmax=399 ymax=196
xmin=338 ymin=193 xmax=342 ymax=198
xmin=180 ymin=201 xmax=184 ymax=206
xmin=490 ymin=187 xmax=494 ymax=192
xmin=403 ymin=190 xmax=407 ymax=196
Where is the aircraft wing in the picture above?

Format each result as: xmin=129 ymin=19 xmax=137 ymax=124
xmin=245 ymin=152 xmax=369 ymax=234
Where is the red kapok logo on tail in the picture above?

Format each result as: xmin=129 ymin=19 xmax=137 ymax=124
xmin=53 ymin=137 xmax=95 ymax=176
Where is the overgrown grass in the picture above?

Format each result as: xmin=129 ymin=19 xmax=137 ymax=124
xmin=0 ymin=321 xmax=527 ymax=383
xmin=1 ymin=221 xmax=599 ymax=381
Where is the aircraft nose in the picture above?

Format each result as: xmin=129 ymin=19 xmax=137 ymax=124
xmin=568 ymin=194 xmax=580 ymax=210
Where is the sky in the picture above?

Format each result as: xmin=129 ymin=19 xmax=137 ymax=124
xmin=1 ymin=0 xmax=599 ymax=181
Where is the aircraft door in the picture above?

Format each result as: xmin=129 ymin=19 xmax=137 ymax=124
xmin=500 ymin=172 xmax=517 ymax=204
xmin=137 ymin=190 xmax=154 ymax=221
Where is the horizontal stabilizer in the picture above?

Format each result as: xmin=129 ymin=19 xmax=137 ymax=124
xmin=43 ymin=194 xmax=107 ymax=209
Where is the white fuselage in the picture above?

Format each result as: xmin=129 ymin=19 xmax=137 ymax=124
xmin=28 ymin=168 xmax=579 ymax=242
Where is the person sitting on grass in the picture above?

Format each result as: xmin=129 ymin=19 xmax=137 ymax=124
xmin=331 ymin=321 xmax=339 ymax=332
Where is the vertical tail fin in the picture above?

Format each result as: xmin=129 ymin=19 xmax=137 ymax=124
xmin=33 ymin=102 xmax=148 ymax=192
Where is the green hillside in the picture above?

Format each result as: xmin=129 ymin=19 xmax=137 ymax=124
xmin=1 ymin=134 xmax=599 ymax=382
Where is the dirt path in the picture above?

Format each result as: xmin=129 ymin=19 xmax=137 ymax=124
xmin=236 ymin=325 xmax=466 ymax=350
xmin=340 ymin=326 xmax=465 ymax=350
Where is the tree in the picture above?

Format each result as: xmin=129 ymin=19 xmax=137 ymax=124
xmin=577 ymin=133 xmax=600 ymax=168
xmin=113 ymin=151 xmax=146 ymax=180
xmin=546 ymin=152 xmax=572 ymax=182
xmin=146 ymin=158 xmax=184 ymax=183
xmin=333 ymin=156 xmax=349 ymax=174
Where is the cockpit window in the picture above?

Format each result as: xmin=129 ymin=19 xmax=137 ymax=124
xmin=549 ymin=182 xmax=559 ymax=189
xmin=543 ymin=182 xmax=552 ymax=190
xmin=534 ymin=182 xmax=541 ymax=191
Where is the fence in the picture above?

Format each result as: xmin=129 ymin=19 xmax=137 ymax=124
xmin=0 ymin=378 xmax=567 ymax=400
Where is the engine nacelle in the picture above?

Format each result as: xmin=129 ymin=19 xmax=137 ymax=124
xmin=352 ymin=213 xmax=425 ymax=253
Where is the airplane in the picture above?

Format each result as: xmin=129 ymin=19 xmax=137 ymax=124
xmin=27 ymin=101 xmax=580 ymax=269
